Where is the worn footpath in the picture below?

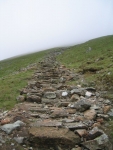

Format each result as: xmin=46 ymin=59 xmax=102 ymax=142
xmin=0 ymin=51 xmax=113 ymax=150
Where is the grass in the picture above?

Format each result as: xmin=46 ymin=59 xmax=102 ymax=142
xmin=57 ymin=35 xmax=113 ymax=91
xmin=0 ymin=49 xmax=50 ymax=109
xmin=0 ymin=50 xmax=49 ymax=78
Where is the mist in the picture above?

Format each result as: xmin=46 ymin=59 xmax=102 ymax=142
xmin=0 ymin=0 xmax=113 ymax=60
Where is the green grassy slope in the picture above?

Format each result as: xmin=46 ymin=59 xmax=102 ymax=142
xmin=57 ymin=35 xmax=113 ymax=91
xmin=0 ymin=50 xmax=49 ymax=109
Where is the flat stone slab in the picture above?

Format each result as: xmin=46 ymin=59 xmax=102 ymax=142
xmin=29 ymin=127 xmax=80 ymax=147
xmin=44 ymin=92 xmax=56 ymax=99
xmin=31 ymin=120 xmax=62 ymax=127
xmin=64 ymin=122 xmax=88 ymax=130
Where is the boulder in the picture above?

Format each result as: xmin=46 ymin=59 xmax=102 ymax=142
xmin=82 ymin=133 xmax=112 ymax=150
xmin=28 ymin=127 xmax=81 ymax=147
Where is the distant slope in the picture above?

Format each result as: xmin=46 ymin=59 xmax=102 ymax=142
xmin=0 ymin=50 xmax=49 ymax=78
xmin=57 ymin=35 xmax=113 ymax=92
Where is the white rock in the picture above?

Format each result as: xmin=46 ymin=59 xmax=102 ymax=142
xmin=85 ymin=91 xmax=92 ymax=97
xmin=77 ymin=85 xmax=81 ymax=88
xmin=62 ymin=91 xmax=68 ymax=97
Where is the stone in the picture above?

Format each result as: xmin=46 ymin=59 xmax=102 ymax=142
xmin=70 ymin=88 xmax=85 ymax=96
xmin=97 ymin=114 xmax=109 ymax=120
xmin=26 ymin=95 xmax=41 ymax=103
xmin=66 ymin=109 xmax=76 ymax=114
xmin=75 ymin=129 xmax=87 ymax=137
xmin=104 ymin=99 xmax=111 ymax=105
xmin=0 ymin=135 xmax=5 ymax=143
xmin=44 ymin=92 xmax=56 ymax=99
xmin=50 ymin=109 xmax=68 ymax=118
xmin=62 ymin=91 xmax=68 ymax=97
xmin=14 ymin=137 xmax=24 ymax=144
xmin=1 ymin=120 xmax=25 ymax=134
xmin=85 ymin=91 xmax=92 ymax=97
xmin=57 ymin=102 xmax=70 ymax=107
xmin=74 ymin=100 xmax=91 ymax=112
xmin=85 ymin=127 xmax=103 ymax=140
xmin=1 ymin=118 xmax=11 ymax=125
xmin=82 ymin=133 xmax=112 ymax=150
xmin=70 ymin=94 xmax=80 ymax=102
xmin=108 ymin=109 xmax=113 ymax=117
xmin=62 ymin=119 xmax=75 ymax=123
xmin=85 ymin=87 xmax=96 ymax=92
xmin=28 ymin=127 xmax=81 ymax=147
xmin=90 ymin=105 xmax=100 ymax=110
xmin=31 ymin=120 xmax=62 ymax=127
xmin=103 ymin=105 xmax=111 ymax=114
xmin=42 ymin=98 xmax=58 ymax=104
xmin=16 ymin=95 xmax=25 ymax=102
xmin=92 ymin=122 xmax=101 ymax=128
xmin=84 ymin=109 xmax=96 ymax=120
xmin=71 ymin=147 xmax=81 ymax=150
xmin=64 ymin=122 xmax=88 ymax=130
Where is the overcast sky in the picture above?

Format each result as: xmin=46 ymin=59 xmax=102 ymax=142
xmin=0 ymin=0 xmax=113 ymax=60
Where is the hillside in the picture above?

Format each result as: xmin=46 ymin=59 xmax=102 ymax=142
xmin=57 ymin=35 xmax=113 ymax=98
xmin=0 ymin=36 xmax=113 ymax=149
xmin=0 ymin=35 xmax=113 ymax=109
xmin=0 ymin=50 xmax=50 ymax=109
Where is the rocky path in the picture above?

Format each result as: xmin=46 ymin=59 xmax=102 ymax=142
xmin=0 ymin=51 xmax=113 ymax=150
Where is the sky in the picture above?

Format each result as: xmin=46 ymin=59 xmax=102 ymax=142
xmin=0 ymin=0 xmax=113 ymax=60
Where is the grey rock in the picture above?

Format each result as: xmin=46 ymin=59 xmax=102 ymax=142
xmin=74 ymin=100 xmax=91 ymax=112
xmin=85 ymin=87 xmax=96 ymax=92
xmin=31 ymin=120 xmax=62 ymax=127
xmin=14 ymin=137 xmax=24 ymax=144
xmin=82 ymin=133 xmax=112 ymax=150
xmin=85 ymin=127 xmax=103 ymax=140
xmin=90 ymin=105 xmax=100 ymax=110
xmin=1 ymin=120 xmax=25 ymax=134
xmin=44 ymin=92 xmax=56 ymax=99
xmin=71 ymin=88 xmax=86 ymax=96
xmin=108 ymin=109 xmax=113 ymax=117
xmin=97 ymin=114 xmax=109 ymax=120
xmin=0 ymin=135 xmax=5 ymax=143
xmin=42 ymin=98 xmax=58 ymax=104
xmin=16 ymin=95 xmax=25 ymax=102
xmin=64 ymin=122 xmax=88 ymax=130
xmin=104 ymin=99 xmax=111 ymax=105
